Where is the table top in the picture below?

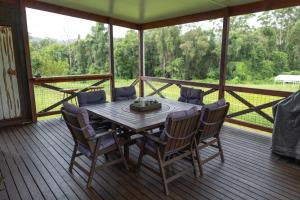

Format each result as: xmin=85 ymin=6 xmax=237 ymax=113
xmin=83 ymin=97 xmax=202 ymax=133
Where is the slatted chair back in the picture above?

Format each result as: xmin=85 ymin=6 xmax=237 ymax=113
xmin=114 ymin=86 xmax=137 ymax=101
xmin=197 ymin=103 xmax=229 ymax=141
xmin=61 ymin=107 xmax=96 ymax=151
xmin=77 ymin=90 xmax=106 ymax=107
xmin=163 ymin=111 xmax=201 ymax=154
xmin=178 ymin=86 xmax=204 ymax=105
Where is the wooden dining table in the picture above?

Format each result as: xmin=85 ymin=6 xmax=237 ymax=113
xmin=83 ymin=96 xmax=202 ymax=133
xmin=83 ymin=97 xmax=202 ymax=162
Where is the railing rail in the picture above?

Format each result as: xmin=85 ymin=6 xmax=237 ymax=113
xmin=32 ymin=74 xmax=112 ymax=84
xmin=142 ymin=76 xmax=294 ymax=133
xmin=224 ymin=85 xmax=292 ymax=97
xmin=141 ymin=76 xmax=219 ymax=89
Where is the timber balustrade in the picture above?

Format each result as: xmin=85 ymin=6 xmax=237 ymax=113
xmin=141 ymin=76 xmax=293 ymax=133
xmin=32 ymin=74 xmax=113 ymax=117
xmin=141 ymin=76 xmax=219 ymax=99
xmin=32 ymin=74 xmax=293 ymax=132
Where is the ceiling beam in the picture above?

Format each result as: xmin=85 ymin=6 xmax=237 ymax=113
xmin=229 ymin=0 xmax=300 ymax=16
xmin=141 ymin=9 xmax=225 ymax=30
xmin=25 ymin=0 xmax=139 ymax=29
xmin=0 ymin=0 xmax=18 ymax=5
xmin=141 ymin=0 xmax=300 ymax=30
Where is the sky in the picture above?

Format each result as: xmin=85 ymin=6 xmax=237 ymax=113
xmin=26 ymin=8 xmax=223 ymax=41
xmin=26 ymin=8 xmax=260 ymax=41
xmin=26 ymin=8 xmax=128 ymax=40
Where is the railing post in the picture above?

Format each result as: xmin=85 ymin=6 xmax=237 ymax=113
xmin=139 ymin=29 xmax=145 ymax=97
xmin=108 ymin=23 xmax=115 ymax=101
xmin=219 ymin=10 xmax=230 ymax=99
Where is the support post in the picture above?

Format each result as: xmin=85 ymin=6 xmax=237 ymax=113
xmin=138 ymin=29 xmax=145 ymax=97
xmin=108 ymin=23 xmax=115 ymax=101
xmin=20 ymin=0 xmax=37 ymax=122
xmin=219 ymin=11 xmax=230 ymax=99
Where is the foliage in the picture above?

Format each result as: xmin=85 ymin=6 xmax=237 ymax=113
xmin=115 ymin=30 xmax=138 ymax=79
xmin=29 ymin=6 xmax=300 ymax=82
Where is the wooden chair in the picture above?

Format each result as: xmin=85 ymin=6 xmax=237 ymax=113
xmin=61 ymin=102 xmax=129 ymax=188
xmin=113 ymin=86 xmax=138 ymax=157
xmin=178 ymin=86 xmax=204 ymax=105
xmin=136 ymin=108 xmax=201 ymax=195
xmin=77 ymin=90 xmax=111 ymax=129
xmin=114 ymin=86 xmax=137 ymax=101
xmin=194 ymin=101 xmax=229 ymax=176
xmin=77 ymin=90 xmax=107 ymax=107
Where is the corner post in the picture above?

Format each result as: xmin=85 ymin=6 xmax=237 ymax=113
xmin=20 ymin=0 xmax=37 ymax=122
xmin=138 ymin=29 xmax=145 ymax=97
xmin=219 ymin=10 xmax=230 ymax=99
xmin=108 ymin=23 xmax=115 ymax=101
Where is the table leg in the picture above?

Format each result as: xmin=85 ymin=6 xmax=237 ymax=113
xmin=124 ymin=130 xmax=130 ymax=161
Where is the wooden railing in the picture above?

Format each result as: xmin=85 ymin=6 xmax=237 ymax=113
xmin=141 ymin=76 xmax=219 ymax=98
xmin=224 ymin=85 xmax=292 ymax=132
xmin=32 ymin=74 xmax=112 ymax=117
xmin=32 ymin=74 xmax=293 ymax=132
xmin=141 ymin=76 xmax=293 ymax=133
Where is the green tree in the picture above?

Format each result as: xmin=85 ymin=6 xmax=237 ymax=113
xmin=115 ymin=30 xmax=138 ymax=79
xmin=156 ymin=26 xmax=182 ymax=77
xmin=144 ymin=30 xmax=160 ymax=76
xmin=180 ymin=27 xmax=209 ymax=79
xmin=288 ymin=19 xmax=300 ymax=69
xmin=270 ymin=51 xmax=288 ymax=74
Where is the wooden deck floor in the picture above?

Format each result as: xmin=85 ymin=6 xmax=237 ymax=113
xmin=0 ymin=118 xmax=300 ymax=200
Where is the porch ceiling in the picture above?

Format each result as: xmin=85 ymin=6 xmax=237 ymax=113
xmin=36 ymin=0 xmax=261 ymax=24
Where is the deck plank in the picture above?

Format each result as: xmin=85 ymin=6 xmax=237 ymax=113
xmin=0 ymin=118 xmax=300 ymax=200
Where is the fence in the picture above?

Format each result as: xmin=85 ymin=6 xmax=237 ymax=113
xmin=141 ymin=76 xmax=293 ymax=132
xmin=32 ymin=74 xmax=293 ymax=132
xmin=32 ymin=74 xmax=113 ymax=117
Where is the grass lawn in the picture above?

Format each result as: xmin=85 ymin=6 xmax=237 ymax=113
xmin=35 ymin=78 xmax=299 ymax=136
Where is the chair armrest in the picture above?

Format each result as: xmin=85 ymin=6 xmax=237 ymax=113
xmin=145 ymin=134 xmax=167 ymax=145
xmin=90 ymin=119 xmax=110 ymax=125
xmin=87 ymin=130 xmax=113 ymax=141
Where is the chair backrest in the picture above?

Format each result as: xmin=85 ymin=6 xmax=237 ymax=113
xmin=114 ymin=86 xmax=136 ymax=101
xmin=61 ymin=102 xmax=96 ymax=151
xmin=197 ymin=102 xmax=229 ymax=142
xmin=77 ymin=90 xmax=106 ymax=107
xmin=162 ymin=108 xmax=201 ymax=155
xmin=178 ymin=86 xmax=204 ymax=105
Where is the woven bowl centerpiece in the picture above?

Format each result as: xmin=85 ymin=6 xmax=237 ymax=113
xmin=130 ymin=98 xmax=162 ymax=112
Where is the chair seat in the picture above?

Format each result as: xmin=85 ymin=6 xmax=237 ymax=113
xmin=78 ymin=134 xmax=116 ymax=157
xmin=136 ymin=132 xmax=162 ymax=155
xmin=90 ymin=118 xmax=112 ymax=130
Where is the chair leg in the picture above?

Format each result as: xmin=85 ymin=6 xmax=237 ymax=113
xmin=60 ymin=93 xmax=67 ymax=121
xmin=195 ymin=147 xmax=203 ymax=176
xmin=69 ymin=145 xmax=77 ymax=173
xmin=191 ymin=149 xmax=199 ymax=178
xmin=112 ymin=133 xmax=129 ymax=170
xmin=87 ymin=154 xmax=98 ymax=188
xmin=217 ymin=137 xmax=225 ymax=163
xmin=124 ymin=144 xmax=129 ymax=161
xmin=157 ymin=148 xmax=169 ymax=195
xmin=123 ymin=131 xmax=130 ymax=161
xmin=136 ymin=150 xmax=144 ymax=172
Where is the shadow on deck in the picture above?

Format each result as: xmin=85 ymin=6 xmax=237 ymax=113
xmin=0 ymin=118 xmax=300 ymax=200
